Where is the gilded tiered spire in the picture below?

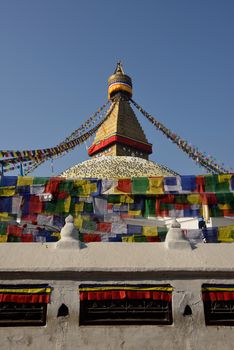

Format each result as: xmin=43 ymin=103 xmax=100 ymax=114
xmin=88 ymin=63 xmax=152 ymax=160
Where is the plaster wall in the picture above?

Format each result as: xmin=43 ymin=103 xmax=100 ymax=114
xmin=0 ymin=274 xmax=234 ymax=350
xmin=0 ymin=241 xmax=234 ymax=350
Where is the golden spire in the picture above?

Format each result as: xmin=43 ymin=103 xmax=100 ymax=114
xmin=88 ymin=63 xmax=152 ymax=160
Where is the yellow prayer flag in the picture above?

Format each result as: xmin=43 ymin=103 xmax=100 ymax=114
xmin=0 ymin=213 xmax=11 ymax=221
xmin=187 ymin=194 xmax=201 ymax=205
xmin=73 ymin=180 xmax=88 ymax=187
xmin=51 ymin=232 xmax=61 ymax=240
xmin=74 ymin=215 xmax=83 ymax=229
xmin=0 ymin=235 xmax=7 ymax=243
xmin=218 ymin=174 xmax=232 ymax=183
xmin=120 ymin=195 xmax=134 ymax=203
xmin=142 ymin=226 xmax=158 ymax=236
xmin=218 ymin=225 xmax=234 ymax=242
xmin=81 ymin=181 xmax=97 ymax=197
xmin=64 ymin=196 xmax=71 ymax=213
xmin=122 ymin=236 xmax=134 ymax=242
xmin=17 ymin=176 xmax=33 ymax=186
xmin=0 ymin=186 xmax=15 ymax=197
xmin=74 ymin=202 xmax=84 ymax=212
xmin=128 ymin=210 xmax=142 ymax=217
xmin=147 ymin=177 xmax=164 ymax=194
xmin=90 ymin=183 xmax=97 ymax=193
xmin=218 ymin=204 xmax=231 ymax=210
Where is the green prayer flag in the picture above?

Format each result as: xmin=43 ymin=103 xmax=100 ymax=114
xmin=7 ymin=235 xmax=21 ymax=242
xmin=134 ymin=235 xmax=147 ymax=242
xmin=55 ymin=199 xmax=65 ymax=214
xmin=59 ymin=180 xmax=74 ymax=193
xmin=33 ymin=177 xmax=50 ymax=185
xmin=83 ymin=202 xmax=93 ymax=213
xmin=145 ymin=198 xmax=156 ymax=217
xmin=204 ymin=175 xmax=218 ymax=192
xmin=107 ymin=195 xmax=121 ymax=203
xmin=210 ymin=206 xmax=223 ymax=217
xmin=215 ymin=181 xmax=230 ymax=193
xmin=175 ymin=195 xmax=188 ymax=204
xmin=0 ymin=222 xmax=7 ymax=235
xmin=82 ymin=220 xmax=97 ymax=231
xmin=45 ymin=201 xmax=57 ymax=214
xmin=132 ymin=177 xmax=149 ymax=194
xmin=216 ymin=193 xmax=234 ymax=205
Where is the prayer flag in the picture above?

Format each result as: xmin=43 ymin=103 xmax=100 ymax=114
xmin=117 ymin=179 xmax=132 ymax=193
xmin=142 ymin=226 xmax=158 ymax=236
xmin=148 ymin=177 xmax=164 ymax=194
xmin=132 ymin=177 xmax=149 ymax=194
xmin=181 ymin=175 xmax=196 ymax=192
xmin=164 ymin=176 xmax=181 ymax=193
xmin=145 ymin=198 xmax=156 ymax=217
xmin=218 ymin=225 xmax=234 ymax=242
xmin=17 ymin=176 xmax=33 ymax=187
xmin=0 ymin=186 xmax=15 ymax=197
xmin=0 ymin=176 xmax=17 ymax=187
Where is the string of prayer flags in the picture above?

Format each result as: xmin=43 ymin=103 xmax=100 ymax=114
xmin=2 ymin=223 xmax=60 ymax=243
xmin=0 ymin=101 xmax=115 ymax=176
xmin=130 ymin=98 xmax=230 ymax=174
xmin=0 ymin=175 xmax=234 ymax=226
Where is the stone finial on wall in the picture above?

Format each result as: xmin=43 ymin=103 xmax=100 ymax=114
xmin=56 ymin=215 xmax=80 ymax=249
xmin=165 ymin=218 xmax=191 ymax=250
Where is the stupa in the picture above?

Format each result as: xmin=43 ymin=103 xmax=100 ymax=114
xmin=61 ymin=63 xmax=177 ymax=179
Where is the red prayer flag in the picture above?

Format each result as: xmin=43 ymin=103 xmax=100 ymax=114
xmin=7 ymin=225 xmax=23 ymax=236
xmin=29 ymin=196 xmax=43 ymax=214
xmin=97 ymin=222 xmax=112 ymax=233
xmin=45 ymin=177 xmax=62 ymax=194
xmin=83 ymin=234 xmax=101 ymax=243
xmin=196 ymin=176 xmax=205 ymax=193
xmin=117 ymin=179 xmax=132 ymax=193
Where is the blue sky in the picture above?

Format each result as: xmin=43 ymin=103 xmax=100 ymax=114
xmin=0 ymin=0 xmax=233 ymax=176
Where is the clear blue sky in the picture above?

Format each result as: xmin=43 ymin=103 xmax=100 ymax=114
xmin=0 ymin=0 xmax=233 ymax=176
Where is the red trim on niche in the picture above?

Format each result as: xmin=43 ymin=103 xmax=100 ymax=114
xmin=80 ymin=290 xmax=171 ymax=301
xmin=0 ymin=294 xmax=50 ymax=304
xmin=88 ymin=135 xmax=152 ymax=156
xmin=202 ymin=291 xmax=234 ymax=301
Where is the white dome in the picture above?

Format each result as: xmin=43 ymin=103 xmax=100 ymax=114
xmin=61 ymin=156 xmax=177 ymax=179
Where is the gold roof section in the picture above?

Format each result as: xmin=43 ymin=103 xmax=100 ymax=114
xmin=92 ymin=100 xmax=149 ymax=145
xmin=88 ymin=99 xmax=152 ymax=159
